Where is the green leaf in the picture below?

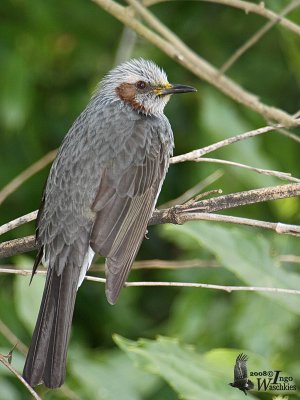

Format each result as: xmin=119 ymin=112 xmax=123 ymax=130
xmin=162 ymin=222 xmax=300 ymax=315
xmin=115 ymin=335 xmax=258 ymax=400
xmin=69 ymin=347 xmax=158 ymax=400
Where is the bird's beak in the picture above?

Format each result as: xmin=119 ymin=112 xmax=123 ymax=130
xmin=157 ymin=83 xmax=197 ymax=96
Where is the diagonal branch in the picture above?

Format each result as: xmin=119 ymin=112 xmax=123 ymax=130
xmin=195 ymin=157 xmax=300 ymax=183
xmin=170 ymin=121 xmax=300 ymax=164
xmin=0 ymin=211 xmax=38 ymax=236
xmin=220 ymin=0 xmax=300 ymax=73
xmin=0 ymin=353 xmax=42 ymax=400
xmin=0 ymin=150 xmax=56 ymax=206
xmin=92 ymin=0 xmax=296 ymax=126
xmin=143 ymin=0 xmax=300 ymax=38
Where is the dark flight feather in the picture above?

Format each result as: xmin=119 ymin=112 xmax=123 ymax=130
xmin=91 ymin=134 xmax=168 ymax=304
xmin=23 ymin=257 xmax=81 ymax=388
xmin=230 ymin=353 xmax=254 ymax=395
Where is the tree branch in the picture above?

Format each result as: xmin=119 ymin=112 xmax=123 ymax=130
xmin=92 ymin=0 xmax=297 ymax=126
xmin=160 ymin=170 xmax=224 ymax=208
xmin=143 ymin=0 xmax=300 ymax=38
xmin=150 ymin=183 xmax=300 ymax=224
xmin=1 ymin=267 xmax=300 ymax=295
xmin=0 ymin=211 xmax=38 ymax=236
xmin=170 ymin=121 xmax=300 ymax=164
xmin=1 ymin=183 xmax=299 ymax=258
xmin=195 ymin=157 xmax=300 ymax=183
xmin=0 ymin=235 xmax=36 ymax=258
xmin=220 ymin=0 xmax=300 ymax=73
xmin=0 ymin=150 xmax=56 ymax=206
xmin=0 ymin=353 xmax=42 ymax=400
xmin=0 ymin=320 xmax=27 ymax=355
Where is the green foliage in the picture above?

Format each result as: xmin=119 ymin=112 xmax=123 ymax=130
xmin=114 ymin=335 xmax=296 ymax=400
xmin=115 ymin=335 xmax=246 ymax=400
xmin=0 ymin=0 xmax=299 ymax=398
xmin=163 ymin=222 xmax=300 ymax=313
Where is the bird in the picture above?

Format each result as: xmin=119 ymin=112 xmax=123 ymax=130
xmin=23 ymin=58 xmax=196 ymax=388
xmin=229 ymin=353 xmax=254 ymax=395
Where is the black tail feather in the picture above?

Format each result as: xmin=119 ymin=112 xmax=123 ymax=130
xmin=23 ymin=263 xmax=80 ymax=388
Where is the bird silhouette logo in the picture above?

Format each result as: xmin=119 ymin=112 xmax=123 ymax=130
xmin=229 ymin=353 xmax=254 ymax=395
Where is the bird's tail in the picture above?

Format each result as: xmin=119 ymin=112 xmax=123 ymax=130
xmin=23 ymin=260 xmax=81 ymax=388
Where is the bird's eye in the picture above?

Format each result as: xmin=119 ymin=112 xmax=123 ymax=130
xmin=136 ymin=80 xmax=147 ymax=90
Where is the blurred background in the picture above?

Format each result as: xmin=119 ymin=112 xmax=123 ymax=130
xmin=0 ymin=0 xmax=300 ymax=398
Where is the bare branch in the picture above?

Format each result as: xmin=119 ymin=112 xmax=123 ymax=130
xmin=195 ymin=158 xmax=300 ymax=183
xmin=0 ymin=211 xmax=38 ymax=236
xmin=162 ymin=212 xmax=300 ymax=236
xmin=220 ymin=0 xmax=300 ymax=73
xmin=85 ymin=275 xmax=300 ymax=295
xmin=0 ymin=318 xmax=80 ymax=400
xmin=120 ymin=258 xmax=220 ymax=269
xmin=0 ymin=320 xmax=27 ymax=355
xmin=2 ymin=268 xmax=299 ymax=295
xmin=0 ymin=257 xmax=220 ymax=277
xmin=275 ymin=127 xmax=300 ymax=143
xmin=0 ymin=353 xmax=42 ymax=400
xmin=150 ymin=183 xmax=300 ymax=224
xmin=92 ymin=0 xmax=296 ymax=126
xmin=6 ymin=253 xmax=300 ymax=272
xmin=170 ymin=122 xmax=300 ymax=164
xmin=279 ymin=255 xmax=300 ymax=264
xmin=1 ymin=183 xmax=299 ymax=259
xmin=0 ymin=150 xmax=56 ymax=206
xmin=160 ymin=169 xmax=224 ymax=208
xmin=0 ymin=235 xmax=36 ymax=258
xmin=143 ymin=0 xmax=300 ymax=38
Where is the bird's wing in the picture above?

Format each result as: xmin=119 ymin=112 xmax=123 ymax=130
xmin=234 ymin=353 xmax=249 ymax=381
xmin=90 ymin=117 xmax=172 ymax=304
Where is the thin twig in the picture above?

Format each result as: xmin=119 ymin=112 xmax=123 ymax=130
xmin=0 ymin=318 xmax=79 ymax=399
xmin=92 ymin=0 xmax=296 ymax=126
xmin=0 ymin=211 xmax=38 ymax=236
xmin=195 ymin=158 xmax=300 ymax=183
xmin=162 ymin=212 xmax=300 ymax=236
xmin=220 ymin=0 xmax=300 ymax=73
xmin=2 ymin=268 xmax=299 ymax=295
xmin=279 ymin=255 xmax=300 ymax=263
xmin=0 ymin=258 xmax=220 ymax=277
xmin=0 ymin=150 xmax=56 ymax=206
xmin=113 ymin=258 xmax=220 ymax=269
xmin=275 ymin=127 xmax=300 ymax=143
xmin=170 ymin=121 xmax=300 ymax=164
xmin=160 ymin=169 xmax=224 ymax=208
xmin=143 ymin=0 xmax=300 ymax=38
xmin=85 ymin=275 xmax=300 ymax=295
xmin=0 ymin=320 xmax=27 ymax=355
xmin=0 ymin=353 xmax=42 ymax=400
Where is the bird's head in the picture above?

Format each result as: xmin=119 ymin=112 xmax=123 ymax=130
xmin=98 ymin=58 xmax=196 ymax=116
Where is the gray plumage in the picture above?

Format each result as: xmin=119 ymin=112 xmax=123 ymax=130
xmin=23 ymin=58 xmax=196 ymax=388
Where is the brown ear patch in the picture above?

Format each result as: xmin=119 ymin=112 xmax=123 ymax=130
xmin=116 ymin=83 xmax=146 ymax=112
